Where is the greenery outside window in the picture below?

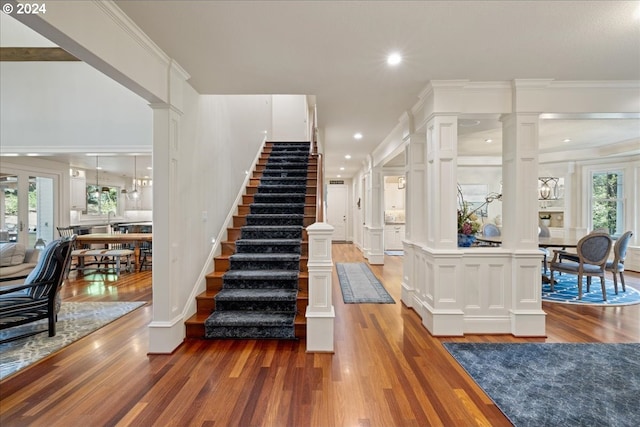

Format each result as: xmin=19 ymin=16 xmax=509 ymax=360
xmin=86 ymin=185 xmax=119 ymax=215
xmin=591 ymin=170 xmax=623 ymax=237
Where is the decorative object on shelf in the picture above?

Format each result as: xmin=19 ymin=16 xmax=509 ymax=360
xmin=457 ymin=184 xmax=502 ymax=247
xmin=457 ymin=233 xmax=476 ymax=247
xmin=538 ymin=177 xmax=562 ymax=200
xmin=457 ymin=185 xmax=481 ymax=246
xmin=540 ymin=213 xmax=551 ymax=227
xmin=397 ymin=176 xmax=406 ymax=189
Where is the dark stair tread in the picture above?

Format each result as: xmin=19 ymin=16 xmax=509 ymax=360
xmin=230 ymin=253 xmax=300 ymax=261
xmin=245 ymin=214 xmax=304 ymax=219
xmin=223 ymin=270 xmax=299 ymax=280
xmin=216 ymin=289 xmax=297 ymax=301
xmin=236 ymin=239 xmax=302 ymax=245
xmin=241 ymin=225 xmax=303 ymax=231
xmin=205 ymin=311 xmax=295 ymax=326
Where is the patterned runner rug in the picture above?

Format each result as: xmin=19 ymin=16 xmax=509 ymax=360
xmin=336 ymin=263 xmax=395 ymax=304
xmin=0 ymin=301 xmax=145 ymax=380
xmin=444 ymin=342 xmax=640 ymax=427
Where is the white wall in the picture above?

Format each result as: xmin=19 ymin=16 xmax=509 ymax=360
xmin=272 ymin=94 xmax=308 ymax=141
xmin=0 ymin=62 xmax=151 ymax=153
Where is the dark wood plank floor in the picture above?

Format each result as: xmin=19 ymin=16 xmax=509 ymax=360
xmin=1 ymin=244 xmax=638 ymax=426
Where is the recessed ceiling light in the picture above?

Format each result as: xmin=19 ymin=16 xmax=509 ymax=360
xmin=1 ymin=153 xmax=19 ymax=157
xmin=337 ymin=175 xmax=341 ymax=178
xmin=563 ymin=138 xmax=572 ymax=143
xmin=485 ymin=139 xmax=493 ymax=143
xmin=353 ymin=132 xmax=363 ymax=140
xmin=459 ymin=119 xmax=481 ymax=128
xmin=387 ymin=52 xmax=402 ymax=66
xmin=340 ymin=167 xmax=345 ymax=171
xmin=147 ymin=166 xmax=153 ymax=170
xmin=345 ymin=154 xmax=351 ymax=160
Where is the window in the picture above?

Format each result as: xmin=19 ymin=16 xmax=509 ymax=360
xmin=591 ymin=170 xmax=623 ymax=236
xmin=86 ymin=185 xmax=119 ymax=215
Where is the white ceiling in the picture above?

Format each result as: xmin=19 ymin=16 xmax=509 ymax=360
xmin=2 ymin=2 xmax=639 ymax=179
xmin=114 ymin=1 xmax=640 ymax=177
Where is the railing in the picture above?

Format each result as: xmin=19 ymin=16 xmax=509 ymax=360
xmin=315 ymin=151 xmax=324 ymax=223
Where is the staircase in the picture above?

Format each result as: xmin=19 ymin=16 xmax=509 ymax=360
xmin=185 ymin=142 xmax=316 ymax=339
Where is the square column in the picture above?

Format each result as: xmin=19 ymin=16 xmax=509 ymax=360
xmin=148 ymin=103 xmax=185 ymax=353
xmin=401 ymin=132 xmax=426 ymax=307
xmin=426 ymin=115 xmax=458 ymax=249
xmin=364 ymin=164 xmax=384 ymax=264
xmin=501 ymin=112 xmax=546 ymax=336
xmin=423 ymin=114 xmax=465 ymax=335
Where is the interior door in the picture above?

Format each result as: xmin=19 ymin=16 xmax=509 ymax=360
xmin=0 ymin=171 xmax=55 ymax=246
xmin=327 ymin=184 xmax=348 ymax=241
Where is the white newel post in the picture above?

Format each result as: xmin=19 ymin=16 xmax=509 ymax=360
xmin=306 ymin=222 xmax=335 ymax=352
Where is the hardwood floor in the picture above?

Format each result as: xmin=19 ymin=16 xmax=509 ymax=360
xmin=1 ymin=244 xmax=639 ymax=426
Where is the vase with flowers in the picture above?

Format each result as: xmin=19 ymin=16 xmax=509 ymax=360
xmin=457 ymin=186 xmax=482 ymax=247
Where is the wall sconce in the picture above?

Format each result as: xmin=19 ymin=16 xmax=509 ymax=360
xmin=538 ymin=177 xmax=559 ymax=200
xmin=397 ymin=176 xmax=406 ymax=189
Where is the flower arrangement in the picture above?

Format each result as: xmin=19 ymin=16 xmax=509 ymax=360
xmin=457 ymin=186 xmax=482 ymax=236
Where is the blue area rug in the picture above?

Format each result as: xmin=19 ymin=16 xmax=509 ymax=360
xmin=543 ymin=273 xmax=640 ymax=306
xmin=0 ymin=301 xmax=145 ymax=380
xmin=336 ymin=263 xmax=395 ymax=304
xmin=384 ymin=250 xmax=404 ymax=256
xmin=444 ymin=342 xmax=640 ymax=427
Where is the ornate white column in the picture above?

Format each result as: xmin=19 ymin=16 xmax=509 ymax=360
xmin=306 ymin=222 xmax=335 ymax=352
xmin=364 ymin=159 xmax=385 ymax=265
xmin=422 ymin=114 xmax=465 ymax=335
xmin=147 ymin=61 xmax=190 ymax=353
xmin=426 ymin=115 xmax=458 ymax=249
xmin=501 ymin=112 xmax=546 ymax=336
xmin=401 ymin=131 xmax=426 ymax=308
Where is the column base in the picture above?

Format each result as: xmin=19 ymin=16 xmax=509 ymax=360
xmin=306 ymin=307 xmax=335 ymax=353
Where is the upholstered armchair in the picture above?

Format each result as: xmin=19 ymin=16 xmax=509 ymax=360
xmin=0 ymin=236 xmax=75 ymax=343
xmin=549 ymin=232 xmax=612 ymax=300
xmin=606 ymin=231 xmax=633 ymax=294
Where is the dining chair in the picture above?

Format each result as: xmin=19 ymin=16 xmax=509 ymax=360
xmin=538 ymin=225 xmax=551 ymax=274
xmin=478 ymin=223 xmax=501 ymax=247
xmin=605 ymin=231 xmax=633 ymax=294
xmin=98 ymin=230 xmax=134 ymax=275
xmin=557 ymin=228 xmax=609 ymax=265
xmin=549 ymin=232 xmax=612 ymax=300
xmin=482 ymin=223 xmax=501 ymax=237
xmin=139 ymin=241 xmax=152 ymax=271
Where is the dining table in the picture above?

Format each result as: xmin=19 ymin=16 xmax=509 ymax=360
xmin=475 ymin=235 xmax=580 ymax=284
xmin=76 ymin=233 xmax=152 ymax=271
xmin=476 ymin=235 xmax=579 ymax=249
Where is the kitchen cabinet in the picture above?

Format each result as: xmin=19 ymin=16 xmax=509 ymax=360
xmin=70 ymin=176 xmax=86 ymax=210
xmin=384 ymin=181 xmax=405 ymax=210
xmin=384 ymin=224 xmax=405 ymax=250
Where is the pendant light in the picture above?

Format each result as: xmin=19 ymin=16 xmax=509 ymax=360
xmin=131 ymin=155 xmax=139 ymax=199
xmin=92 ymin=155 xmax=101 ymax=198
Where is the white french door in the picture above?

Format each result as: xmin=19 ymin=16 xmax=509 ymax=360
xmin=0 ymin=168 xmax=56 ymax=246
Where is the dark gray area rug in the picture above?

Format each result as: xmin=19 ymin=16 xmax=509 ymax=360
xmin=444 ymin=342 xmax=640 ymax=427
xmin=336 ymin=262 xmax=395 ymax=304
xmin=0 ymin=301 xmax=145 ymax=380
